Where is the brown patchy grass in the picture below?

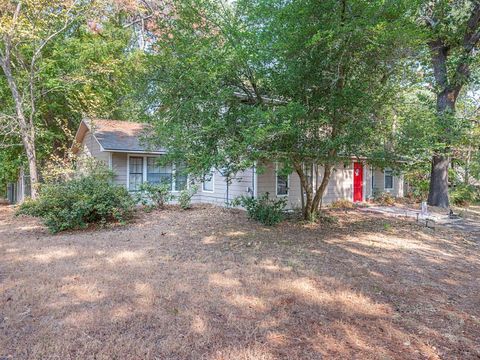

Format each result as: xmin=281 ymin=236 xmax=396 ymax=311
xmin=0 ymin=204 xmax=479 ymax=360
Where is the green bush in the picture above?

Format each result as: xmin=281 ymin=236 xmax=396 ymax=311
xmin=373 ymin=191 xmax=396 ymax=206
xmin=233 ymin=193 xmax=287 ymax=226
xmin=404 ymin=174 xmax=430 ymax=200
xmin=178 ymin=185 xmax=198 ymax=210
xmin=17 ymin=174 xmax=135 ymax=233
xmin=137 ymin=182 xmax=174 ymax=209
xmin=329 ymin=199 xmax=355 ymax=210
xmin=450 ymin=184 xmax=479 ymax=206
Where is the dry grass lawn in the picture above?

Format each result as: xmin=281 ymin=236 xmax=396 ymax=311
xmin=0 ymin=204 xmax=479 ymax=359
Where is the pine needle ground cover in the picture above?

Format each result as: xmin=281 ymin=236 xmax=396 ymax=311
xmin=1 ymin=205 xmax=478 ymax=359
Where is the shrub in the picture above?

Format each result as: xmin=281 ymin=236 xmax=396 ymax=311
xmin=373 ymin=191 xmax=396 ymax=206
xmin=450 ymin=184 xmax=479 ymax=206
xmin=178 ymin=185 xmax=198 ymax=210
xmin=17 ymin=174 xmax=135 ymax=233
xmin=405 ymin=175 xmax=430 ymax=200
xmin=317 ymin=211 xmax=339 ymax=224
xmin=329 ymin=199 xmax=355 ymax=210
xmin=233 ymin=193 xmax=287 ymax=226
xmin=137 ymin=182 xmax=174 ymax=209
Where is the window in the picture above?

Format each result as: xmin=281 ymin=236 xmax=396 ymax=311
xmin=174 ymin=163 xmax=188 ymax=191
xmin=371 ymin=167 xmax=375 ymax=190
xmin=384 ymin=169 xmax=393 ymax=190
xmin=147 ymin=157 xmax=172 ymax=186
xmin=203 ymin=169 xmax=214 ymax=192
xmin=276 ymin=173 xmax=289 ymax=196
xmin=129 ymin=157 xmax=143 ymax=191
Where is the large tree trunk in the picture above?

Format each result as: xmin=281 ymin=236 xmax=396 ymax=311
xmin=0 ymin=59 xmax=39 ymax=199
xmin=427 ymin=38 xmax=457 ymax=208
xmin=427 ymin=154 xmax=449 ymax=208
xmin=312 ymin=164 xmax=332 ymax=212
xmin=294 ymin=161 xmax=334 ymax=220
xmin=426 ymin=3 xmax=480 ymax=207
xmin=294 ymin=162 xmax=313 ymax=220
xmin=427 ymin=88 xmax=457 ymax=208
xmin=23 ymin=128 xmax=39 ymax=199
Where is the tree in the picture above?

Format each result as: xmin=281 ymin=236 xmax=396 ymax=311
xmin=453 ymin=89 xmax=480 ymax=186
xmin=143 ymin=0 xmax=415 ymax=219
xmin=239 ymin=0 xmax=416 ymax=219
xmin=0 ymin=0 xmax=89 ymax=198
xmin=422 ymin=0 xmax=480 ymax=207
xmin=0 ymin=1 xmax=148 ymax=196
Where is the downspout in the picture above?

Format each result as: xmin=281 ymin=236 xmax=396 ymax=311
xmin=253 ymin=162 xmax=258 ymax=199
xmin=300 ymin=180 xmax=305 ymax=213
xmin=226 ymin=175 xmax=230 ymax=207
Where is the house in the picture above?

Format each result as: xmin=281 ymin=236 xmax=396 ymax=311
xmin=72 ymin=118 xmax=404 ymax=209
xmin=5 ymin=168 xmax=30 ymax=204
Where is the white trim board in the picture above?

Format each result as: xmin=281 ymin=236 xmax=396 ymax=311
xmin=253 ymin=162 xmax=258 ymax=199
xmin=202 ymin=168 xmax=215 ymax=193
xmin=127 ymin=154 xmax=190 ymax=193
xmin=107 ymin=149 xmax=166 ymax=155
xmin=384 ymin=169 xmax=394 ymax=190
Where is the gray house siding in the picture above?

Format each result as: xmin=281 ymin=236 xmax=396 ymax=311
xmin=107 ymin=154 xmax=254 ymax=205
xmin=75 ymin=129 xmax=403 ymax=207
xmin=77 ymin=131 xmax=109 ymax=169
xmin=256 ymin=161 xmax=402 ymax=210
xmin=194 ymin=168 xmax=254 ymax=205
xmin=256 ymin=162 xmax=303 ymax=209
xmin=6 ymin=168 xmax=30 ymax=204
xmin=256 ymin=162 xmax=276 ymax=198
xmin=323 ymin=165 xmax=354 ymax=204
xmin=372 ymin=169 xmax=404 ymax=197
xmin=73 ymin=119 xmax=404 ymax=209
xmin=111 ymin=152 xmax=127 ymax=186
xmin=256 ymin=162 xmax=354 ymax=209
xmin=78 ymin=146 xmax=405 ymax=208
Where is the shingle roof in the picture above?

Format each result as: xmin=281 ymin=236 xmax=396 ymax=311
xmin=81 ymin=118 xmax=165 ymax=153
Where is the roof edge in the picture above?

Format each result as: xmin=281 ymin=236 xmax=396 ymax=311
xmin=105 ymin=149 xmax=167 ymax=155
xmin=71 ymin=118 xmax=91 ymax=154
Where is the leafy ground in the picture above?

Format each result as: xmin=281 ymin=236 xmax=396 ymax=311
xmin=0 ymin=205 xmax=479 ymax=360
xmin=455 ymin=204 xmax=480 ymax=221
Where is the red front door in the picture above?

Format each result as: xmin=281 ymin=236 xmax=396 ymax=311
xmin=353 ymin=162 xmax=363 ymax=202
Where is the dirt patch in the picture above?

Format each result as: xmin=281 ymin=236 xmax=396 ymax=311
xmin=1 ymin=205 xmax=479 ymax=359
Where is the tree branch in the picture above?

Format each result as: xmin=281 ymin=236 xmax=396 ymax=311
xmin=449 ymin=2 xmax=480 ymax=96
xmin=428 ymin=39 xmax=449 ymax=90
xmin=31 ymin=0 xmax=81 ymax=64
xmin=123 ymin=14 xmax=153 ymax=28
xmin=463 ymin=1 xmax=480 ymax=53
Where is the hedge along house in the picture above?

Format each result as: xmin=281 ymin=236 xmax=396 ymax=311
xmin=72 ymin=118 xmax=404 ymax=209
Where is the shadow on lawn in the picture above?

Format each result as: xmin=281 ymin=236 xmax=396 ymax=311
xmin=1 ymin=206 xmax=479 ymax=359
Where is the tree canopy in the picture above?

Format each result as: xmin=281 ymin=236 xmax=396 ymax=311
xmin=0 ymin=0 xmax=478 ymax=211
xmin=140 ymin=0 xmax=420 ymax=217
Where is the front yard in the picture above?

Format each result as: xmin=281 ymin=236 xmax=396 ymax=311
xmin=0 ymin=205 xmax=479 ymax=359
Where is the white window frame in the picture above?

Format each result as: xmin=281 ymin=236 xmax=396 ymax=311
xmin=172 ymin=163 xmax=189 ymax=192
xmin=202 ymin=168 xmax=215 ymax=193
xmin=127 ymin=155 xmax=144 ymax=192
xmin=384 ymin=169 xmax=394 ymax=190
xmin=127 ymin=155 xmax=192 ymax=193
xmin=126 ymin=155 xmax=170 ymax=190
xmin=275 ymin=163 xmax=289 ymax=197
xmin=146 ymin=156 xmax=173 ymax=188
xmin=127 ymin=154 xmax=146 ymax=191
